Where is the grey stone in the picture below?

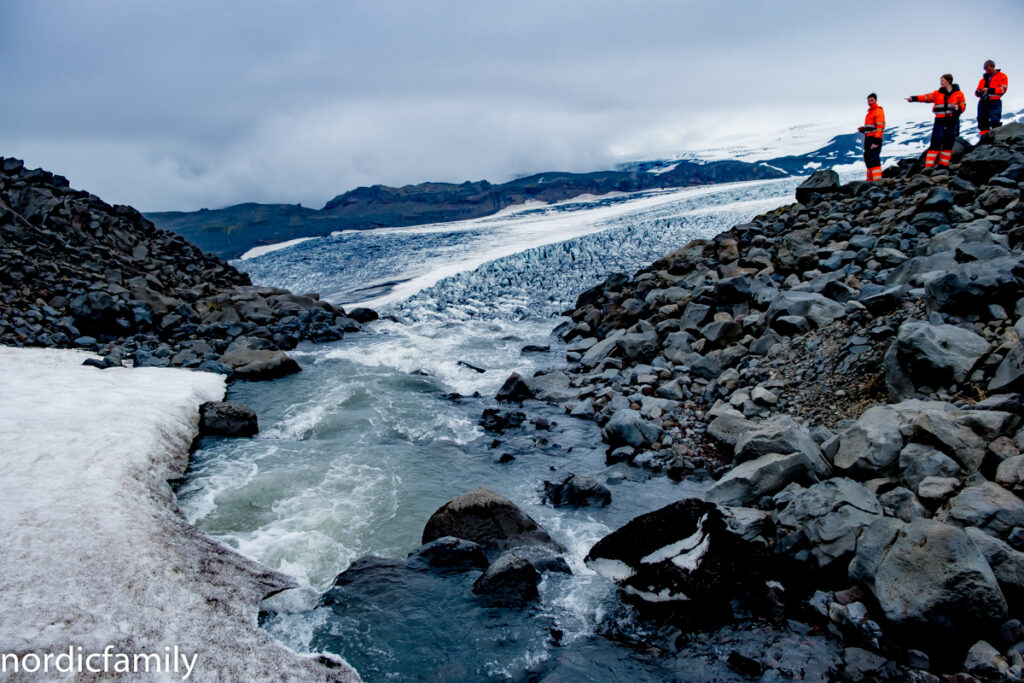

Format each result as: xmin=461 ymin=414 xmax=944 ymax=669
xmin=198 ymin=401 xmax=259 ymax=437
xmin=774 ymin=478 xmax=882 ymax=568
xmin=963 ymin=640 xmax=1011 ymax=680
xmin=795 ymin=169 xmax=840 ymax=204
xmin=422 ymin=487 xmax=565 ymax=558
xmin=733 ymin=414 xmax=827 ymax=475
xmin=899 ymin=442 xmax=962 ymax=490
xmin=966 ymin=527 xmax=1024 ymax=599
xmin=997 ymin=455 xmax=1024 ymax=493
xmin=765 ymin=290 xmax=845 ymax=328
xmin=706 ymin=452 xmax=816 ymax=507
xmin=544 ymin=473 xmax=611 ymax=508
xmin=218 ymin=337 xmax=301 ymax=381
xmin=495 ymin=372 xmax=535 ymax=402
xmin=879 ymin=487 xmax=928 ymax=522
xmin=525 ymin=370 xmax=579 ymax=402
xmin=706 ymin=410 xmax=754 ymax=450
xmin=911 ymin=410 xmax=987 ymax=473
xmin=949 ymin=482 xmax=1024 ymax=538
xmin=991 ymin=342 xmax=1024 ymax=394
xmin=860 ymin=519 xmax=1007 ymax=631
xmin=603 ymin=409 xmax=662 ymax=449
xmin=832 ymin=405 xmax=905 ymax=479
xmin=472 ymin=551 xmax=540 ymax=602
xmin=884 ymin=321 xmax=989 ymax=401
xmin=916 ymin=476 xmax=961 ymax=502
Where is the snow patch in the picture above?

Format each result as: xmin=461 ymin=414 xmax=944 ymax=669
xmin=0 ymin=347 xmax=358 ymax=682
xmin=640 ymin=514 xmax=708 ymax=564
xmin=587 ymin=558 xmax=636 ymax=582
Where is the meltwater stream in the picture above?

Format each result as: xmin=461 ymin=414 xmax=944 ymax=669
xmin=177 ymin=177 xmax=840 ymax=680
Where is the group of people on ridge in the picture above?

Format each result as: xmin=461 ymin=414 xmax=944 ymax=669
xmin=857 ymin=59 xmax=1009 ymax=181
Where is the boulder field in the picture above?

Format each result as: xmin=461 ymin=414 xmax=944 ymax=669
xmin=492 ymin=124 xmax=1024 ymax=679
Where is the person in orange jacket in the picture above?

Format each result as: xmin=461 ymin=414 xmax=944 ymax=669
xmin=857 ymin=93 xmax=885 ymax=181
xmin=907 ymin=74 xmax=966 ymax=169
xmin=976 ymin=59 xmax=1009 ymax=137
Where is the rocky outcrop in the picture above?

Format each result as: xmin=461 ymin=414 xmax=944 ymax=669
xmin=0 ymin=157 xmax=373 ymax=380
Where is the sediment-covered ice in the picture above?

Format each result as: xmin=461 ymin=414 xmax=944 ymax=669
xmin=0 ymin=347 xmax=359 ymax=682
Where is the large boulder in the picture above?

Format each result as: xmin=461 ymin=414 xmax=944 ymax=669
xmin=471 ymin=551 xmax=541 ymax=602
xmin=603 ymin=409 xmax=662 ymax=449
xmin=765 ymin=290 xmax=845 ymax=329
xmin=959 ymin=140 xmax=1024 ymax=185
xmin=883 ymin=321 xmax=989 ymax=401
xmin=585 ymin=499 xmax=753 ymax=603
xmin=198 ymin=401 xmax=259 ymax=437
xmin=495 ymin=372 xmax=535 ymax=402
xmin=795 ymin=169 xmax=841 ymax=204
xmin=965 ymin=527 xmax=1024 ymax=602
xmin=733 ymin=414 xmax=824 ymax=472
xmin=422 ymin=487 xmax=565 ymax=558
xmin=706 ymin=452 xmax=816 ymax=507
xmin=217 ymin=336 xmax=301 ymax=381
xmin=990 ymin=342 xmax=1024 ymax=394
xmin=898 ymin=443 xmax=961 ymax=491
xmin=830 ymin=405 xmax=905 ymax=479
xmin=774 ymin=478 xmax=882 ymax=569
xmin=849 ymin=518 xmax=1007 ymax=633
xmin=948 ymin=482 xmax=1024 ymax=538
xmin=924 ymin=257 xmax=1024 ymax=316
xmin=69 ymin=291 xmax=132 ymax=338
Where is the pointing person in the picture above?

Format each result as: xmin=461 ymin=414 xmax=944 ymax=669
xmin=976 ymin=59 xmax=1009 ymax=137
xmin=907 ymin=74 xmax=966 ymax=169
xmin=857 ymin=93 xmax=885 ymax=181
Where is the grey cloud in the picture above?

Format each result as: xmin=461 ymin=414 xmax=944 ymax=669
xmin=1 ymin=0 xmax=1021 ymax=210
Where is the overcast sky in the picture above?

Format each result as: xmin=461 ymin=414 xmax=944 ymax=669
xmin=2 ymin=1 xmax=1022 ymax=212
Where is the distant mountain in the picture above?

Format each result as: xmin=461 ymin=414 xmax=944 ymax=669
xmin=148 ymin=109 xmax=1022 ymax=260
xmin=148 ymin=160 xmax=785 ymax=260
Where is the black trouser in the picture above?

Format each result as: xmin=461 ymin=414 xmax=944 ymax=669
xmin=978 ymin=99 xmax=1003 ymax=133
xmin=864 ymin=137 xmax=882 ymax=168
xmin=929 ymin=117 xmax=959 ymax=151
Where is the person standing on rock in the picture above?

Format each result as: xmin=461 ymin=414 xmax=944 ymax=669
xmin=857 ymin=93 xmax=885 ymax=181
xmin=975 ymin=59 xmax=1009 ymax=137
xmin=907 ymin=74 xmax=966 ymax=169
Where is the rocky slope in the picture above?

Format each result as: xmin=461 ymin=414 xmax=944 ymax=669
xmin=493 ymin=124 xmax=1024 ymax=680
xmin=149 ymin=160 xmax=787 ymax=260
xmin=0 ymin=157 xmax=376 ymax=380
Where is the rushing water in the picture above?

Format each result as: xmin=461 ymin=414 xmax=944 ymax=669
xmin=177 ymin=177 xmax=843 ymax=681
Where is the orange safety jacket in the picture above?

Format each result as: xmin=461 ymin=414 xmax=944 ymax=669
xmin=976 ymin=70 xmax=1009 ymax=100
xmin=910 ymin=86 xmax=966 ymax=118
xmin=862 ymin=104 xmax=885 ymax=139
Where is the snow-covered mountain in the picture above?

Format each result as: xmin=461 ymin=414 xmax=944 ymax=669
xmin=624 ymin=108 xmax=1024 ymax=176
